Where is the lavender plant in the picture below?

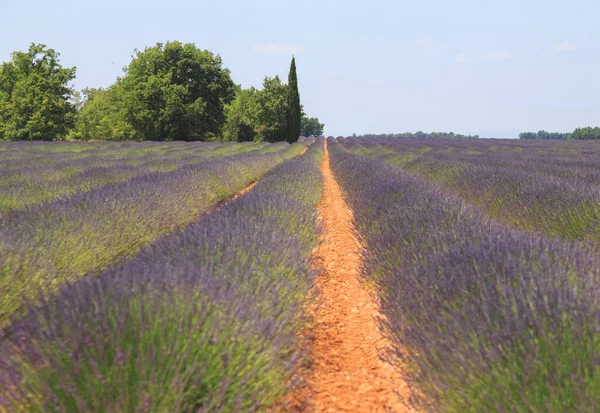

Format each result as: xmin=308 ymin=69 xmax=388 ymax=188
xmin=0 ymin=141 xmax=273 ymax=213
xmin=329 ymin=140 xmax=600 ymax=412
xmin=0 ymin=143 xmax=303 ymax=330
xmin=340 ymin=137 xmax=600 ymax=247
xmin=0 ymin=140 xmax=324 ymax=412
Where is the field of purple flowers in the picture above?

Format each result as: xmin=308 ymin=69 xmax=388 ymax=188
xmin=0 ymin=141 xmax=305 ymax=329
xmin=341 ymin=137 xmax=600 ymax=246
xmin=1 ymin=136 xmax=599 ymax=412
xmin=0 ymin=139 xmax=324 ymax=412
xmin=334 ymin=137 xmax=600 ymax=411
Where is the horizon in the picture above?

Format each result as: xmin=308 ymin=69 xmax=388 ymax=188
xmin=1 ymin=0 xmax=599 ymax=138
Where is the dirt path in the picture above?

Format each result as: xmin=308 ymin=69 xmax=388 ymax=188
xmin=308 ymin=141 xmax=411 ymax=412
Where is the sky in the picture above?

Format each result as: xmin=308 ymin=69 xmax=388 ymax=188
xmin=1 ymin=0 xmax=600 ymax=138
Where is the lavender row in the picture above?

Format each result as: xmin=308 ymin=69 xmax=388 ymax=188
xmin=0 ymin=141 xmax=264 ymax=188
xmin=0 ymin=139 xmax=324 ymax=412
xmin=340 ymin=137 xmax=600 ymax=247
xmin=0 ymin=142 xmax=274 ymax=213
xmin=342 ymin=136 xmax=600 ymax=187
xmin=328 ymin=140 xmax=600 ymax=412
xmin=0 ymin=143 xmax=303 ymax=330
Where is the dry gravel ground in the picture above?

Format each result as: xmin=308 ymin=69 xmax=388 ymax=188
xmin=306 ymin=142 xmax=412 ymax=412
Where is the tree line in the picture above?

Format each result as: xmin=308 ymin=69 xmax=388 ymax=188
xmin=358 ymin=131 xmax=479 ymax=139
xmin=519 ymin=128 xmax=600 ymax=140
xmin=0 ymin=42 xmax=324 ymax=142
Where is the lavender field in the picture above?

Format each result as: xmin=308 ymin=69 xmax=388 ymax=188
xmin=1 ymin=137 xmax=599 ymax=412
xmin=335 ymin=137 xmax=600 ymax=412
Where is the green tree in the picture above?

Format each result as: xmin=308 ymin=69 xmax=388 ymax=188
xmin=519 ymin=130 xmax=570 ymax=140
xmin=300 ymin=116 xmax=324 ymax=136
xmin=69 ymin=42 xmax=235 ymax=141
xmin=569 ymin=126 xmax=600 ymax=140
xmin=0 ymin=43 xmax=76 ymax=141
xmin=255 ymin=76 xmax=289 ymax=142
xmin=68 ymin=85 xmax=135 ymax=141
xmin=222 ymin=76 xmax=289 ymax=142
xmin=222 ymin=87 xmax=258 ymax=142
xmin=120 ymin=41 xmax=235 ymax=141
xmin=285 ymin=56 xmax=301 ymax=143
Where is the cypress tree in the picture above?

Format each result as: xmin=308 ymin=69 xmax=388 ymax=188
xmin=286 ymin=56 xmax=301 ymax=143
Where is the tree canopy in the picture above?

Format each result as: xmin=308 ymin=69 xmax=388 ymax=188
xmin=121 ymin=42 xmax=235 ymax=141
xmin=68 ymin=85 xmax=134 ymax=141
xmin=222 ymin=76 xmax=287 ymax=142
xmin=0 ymin=43 xmax=76 ymax=141
xmin=300 ymin=116 xmax=325 ymax=137
xmin=359 ymin=131 xmax=479 ymax=139
xmin=569 ymin=127 xmax=600 ymax=140
xmin=286 ymin=57 xmax=301 ymax=143
xmin=0 ymin=42 xmax=323 ymax=141
xmin=519 ymin=128 xmax=600 ymax=140
xmin=519 ymin=131 xmax=570 ymax=140
xmin=222 ymin=76 xmax=323 ymax=142
xmin=71 ymin=41 xmax=236 ymax=141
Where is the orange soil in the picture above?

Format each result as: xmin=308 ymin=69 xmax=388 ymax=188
xmin=202 ymin=181 xmax=258 ymax=217
xmin=307 ymin=141 xmax=412 ymax=412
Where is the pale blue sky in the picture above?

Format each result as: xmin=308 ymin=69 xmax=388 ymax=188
xmin=2 ymin=0 xmax=599 ymax=137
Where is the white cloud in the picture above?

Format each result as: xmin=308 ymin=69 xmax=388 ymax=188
xmin=416 ymin=37 xmax=430 ymax=47
xmin=483 ymin=51 xmax=512 ymax=60
xmin=251 ymin=44 xmax=304 ymax=55
xmin=455 ymin=54 xmax=472 ymax=64
xmin=416 ymin=37 xmax=441 ymax=55
xmin=551 ymin=41 xmax=576 ymax=52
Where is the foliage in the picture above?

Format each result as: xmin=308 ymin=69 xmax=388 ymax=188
xmin=221 ymin=88 xmax=258 ymax=142
xmin=0 ymin=43 xmax=76 ymax=141
xmin=519 ymin=130 xmax=570 ymax=140
xmin=520 ymin=127 xmax=600 ymax=140
xmin=569 ymin=126 xmax=600 ymax=140
xmin=0 ymin=42 xmax=320 ymax=143
xmin=70 ymin=41 xmax=236 ymax=141
xmin=251 ymin=77 xmax=289 ymax=142
xmin=0 ymin=140 xmax=323 ymax=412
xmin=222 ymin=78 xmax=322 ymax=143
xmin=358 ymin=131 xmax=479 ymax=139
xmin=67 ymin=86 xmax=135 ymax=141
xmin=286 ymin=57 xmax=301 ymax=143
xmin=222 ymin=77 xmax=289 ymax=142
xmin=121 ymin=41 xmax=235 ymax=141
xmin=300 ymin=116 xmax=324 ymax=136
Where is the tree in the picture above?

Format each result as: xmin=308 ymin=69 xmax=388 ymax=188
xmin=69 ymin=42 xmax=236 ymax=141
xmin=0 ymin=43 xmax=76 ymax=141
xmin=569 ymin=127 xmax=600 ymax=140
xmin=222 ymin=87 xmax=259 ymax=142
xmin=119 ymin=41 xmax=235 ymax=141
xmin=67 ymin=85 xmax=135 ymax=141
xmin=221 ymin=76 xmax=289 ymax=142
xmin=255 ymin=76 xmax=289 ymax=142
xmin=300 ymin=116 xmax=324 ymax=136
xmin=285 ymin=56 xmax=301 ymax=143
xmin=519 ymin=130 xmax=570 ymax=140
xmin=359 ymin=131 xmax=479 ymax=139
